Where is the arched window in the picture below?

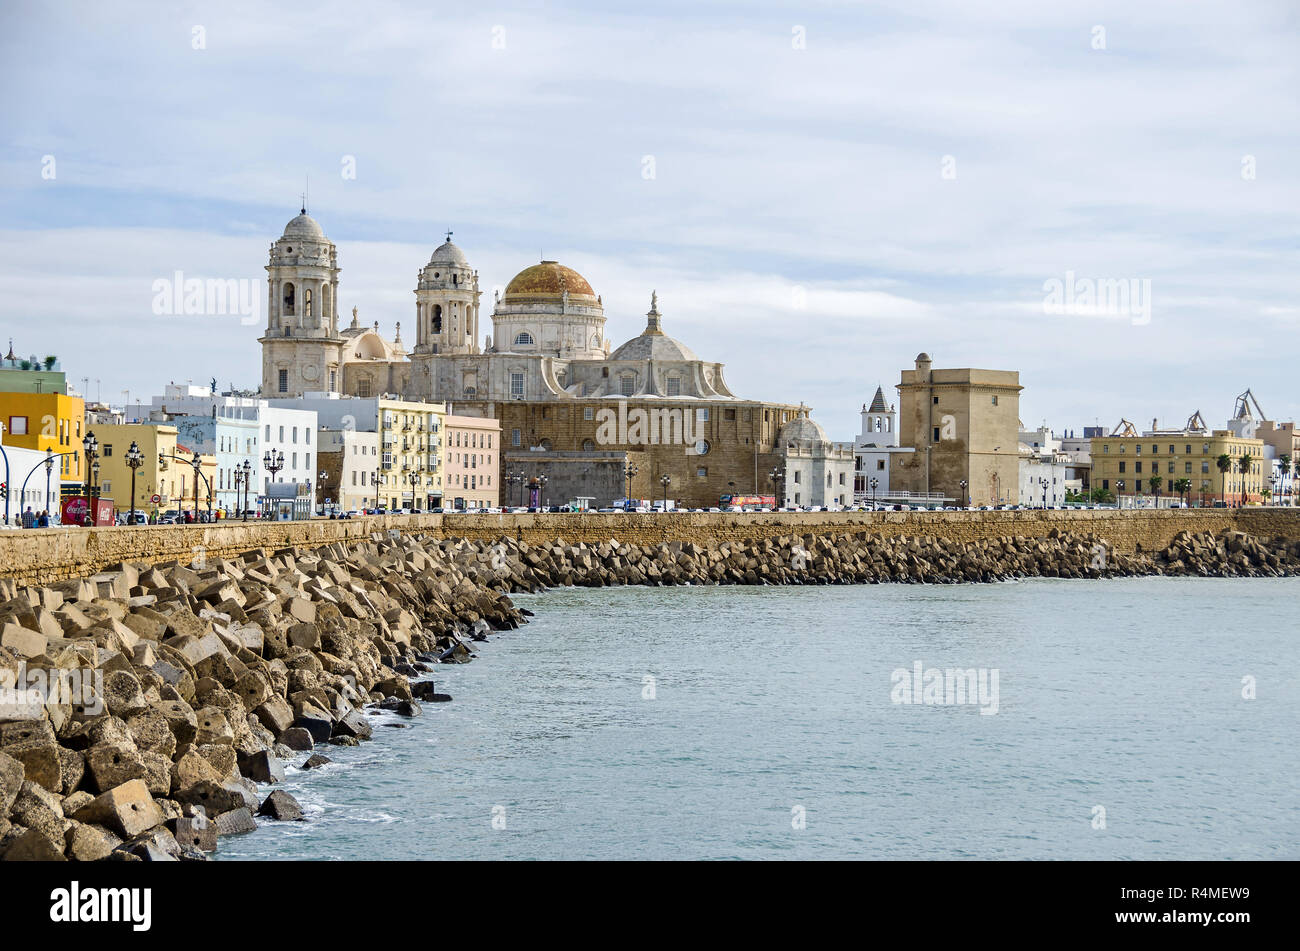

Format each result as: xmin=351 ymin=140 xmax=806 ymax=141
xmin=305 ymin=288 xmax=313 ymax=318
xmin=582 ymin=439 xmax=595 ymax=451
xmin=283 ymin=283 xmax=296 ymax=315
xmin=620 ymin=375 xmax=635 ymax=396
xmin=514 ymin=331 xmax=534 ymax=346
xmin=591 ymin=334 xmax=600 ymax=348
xmin=431 ymin=305 xmax=442 ymax=334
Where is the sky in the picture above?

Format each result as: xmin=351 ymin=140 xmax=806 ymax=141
xmin=1 ymin=0 xmax=1296 ymax=439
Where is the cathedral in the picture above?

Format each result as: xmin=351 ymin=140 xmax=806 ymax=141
xmin=258 ymin=209 xmax=822 ymax=506
xmin=260 ymin=210 xmax=740 ymax=406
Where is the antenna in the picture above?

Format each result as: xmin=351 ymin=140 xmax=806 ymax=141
xmin=304 ymin=174 xmax=309 ymax=214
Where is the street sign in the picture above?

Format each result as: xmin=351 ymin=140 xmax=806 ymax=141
xmin=150 ymin=494 xmax=161 ymax=504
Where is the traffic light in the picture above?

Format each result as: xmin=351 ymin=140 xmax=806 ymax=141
xmin=0 ymin=482 xmax=7 ymax=493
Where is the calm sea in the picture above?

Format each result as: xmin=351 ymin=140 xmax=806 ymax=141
xmin=217 ymin=577 xmax=1300 ymax=860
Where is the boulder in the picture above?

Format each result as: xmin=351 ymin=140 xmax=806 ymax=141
xmin=257 ymin=790 xmax=304 ymax=821
xmin=64 ymin=820 xmax=124 ymax=861
xmin=214 ymin=807 xmax=257 ymax=836
xmin=71 ymin=779 xmax=163 ymax=838
xmin=236 ymin=749 xmax=285 ymax=784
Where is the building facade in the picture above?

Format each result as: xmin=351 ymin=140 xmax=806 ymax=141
xmin=891 ymin=353 xmax=1022 ymax=506
xmin=853 ymin=386 xmax=915 ymax=505
xmin=1091 ymin=422 xmax=1266 ymax=506
xmin=443 ymin=414 xmax=501 ymax=510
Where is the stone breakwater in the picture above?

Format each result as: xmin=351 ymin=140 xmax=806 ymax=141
xmin=1 ymin=525 xmax=1297 ymax=861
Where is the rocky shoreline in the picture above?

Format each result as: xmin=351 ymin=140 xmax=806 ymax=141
xmin=1 ymin=526 xmax=1297 ymax=861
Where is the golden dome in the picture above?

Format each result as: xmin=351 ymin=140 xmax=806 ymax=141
xmin=502 ymin=261 xmax=597 ymax=302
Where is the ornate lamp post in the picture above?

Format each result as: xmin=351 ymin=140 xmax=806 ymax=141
xmin=869 ymin=476 xmax=879 ymax=510
xmin=262 ymin=448 xmax=284 ymax=520
xmin=1116 ymin=480 xmax=1125 ymax=509
xmin=81 ymin=430 xmax=99 ymax=526
xmin=768 ymin=466 xmax=784 ymax=509
xmin=506 ymin=470 xmax=523 ymax=507
xmin=124 ymin=440 xmax=143 ymax=524
xmin=407 ymin=470 xmax=419 ymax=511
xmin=1039 ymin=476 xmax=1049 ymax=509
xmin=239 ymin=459 xmax=252 ymax=520
xmin=959 ymin=478 xmax=968 ymax=508
xmin=623 ymin=462 xmax=638 ymax=510
xmin=660 ymin=473 xmax=671 ymax=510
xmin=43 ymin=449 xmax=55 ymax=518
xmin=535 ymin=474 xmax=548 ymax=509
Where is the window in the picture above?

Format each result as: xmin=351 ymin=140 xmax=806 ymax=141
xmin=582 ymin=439 xmax=595 ymax=451
xmin=583 ymin=407 xmax=593 ymax=420
xmin=839 ymin=473 xmax=845 ymax=485
xmin=620 ymin=376 xmax=635 ymax=396
xmin=283 ymin=283 xmax=295 ymax=315
xmin=1167 ymin=462 xmax=1174 ymax=474
xmin=1119 ymin=462 xmax=1126 ymax=473
xmin=932 ymin=397 xmax=939 ymax=405
xmin=991 ymin=395 xmax=998 ymax=406
xmin=1185 ymin=462 xmax=1192 ymax=474
xmin=330 ymin=370 xmax=337 ymax=392
xmin=511 ymin=373 xmax=524 ymax=398
xmin=305 ymin=429 xmax=311 ymax=445
xmin=265 ymin=424 xmax=271 ymax=440
xmin=279 ymin=426 xmax=285 ymax=442
xmin=1135 ymin=461 xmax=1142 ymax=473
xmin=1103 ymin=445 xmax=1109 ymax=453
xmin=876 ymin=459 xmax=885 ymax=470
xmin=357 ymin=378 xmax=372 ymax=398
xmin=666 ymin=376 xmax=681 ymax=397
xmin=699 ymin=408 xmax=710 ymax=421
xmin=103 ymin=444 xmax=113 ymax=457
xmin=292 ymin=427 xmax=298 ymax=444
xmin=932 ymin=427 xmax=940 ymax=442
xmin=511 ymin=429 xmax=521 ymax=447
xmin=1202 ymin=461 xmax=1209 ymax=473
xmin=794 ymin=471 xmax=801 ymax=484
xmin=724 ymin=408 xmax=736 ymax=420
xmin=278 ymin=370 xmax=288 ymax=394
xmin=513 ymin=332 xmax=533 ymax=346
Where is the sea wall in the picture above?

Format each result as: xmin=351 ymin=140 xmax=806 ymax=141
xmin=2 ymin=508 xmax=1300 ymax=587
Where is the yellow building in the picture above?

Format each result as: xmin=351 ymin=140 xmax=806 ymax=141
xmin=377 ymin=398 xmax=445 ymax=510
xmin=0 ymin=391 xmax=86 ymax=488
xmin=86 ymin=423 xmax=218 ymax=516
xmin=1091 ymin=424 xmax=1267 ymax=506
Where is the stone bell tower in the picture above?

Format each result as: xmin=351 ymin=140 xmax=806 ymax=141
xmin=413 ymin=233 xmax=480 ymax=357
xmin=259 ymin=208 xmax=343 ymax=397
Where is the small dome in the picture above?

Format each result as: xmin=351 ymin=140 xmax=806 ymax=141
xmin=780 ymin=411 xmax=828 ymax=444
xmin=429 ymin=239 xmax=469 ymax=268
xmin=283 ymin=211 xmax=324 ymax=238
xmin=503 ymin=261 xmax=597 ymax=302
xmin=916 ymin=352 xmax=931 ymax=363
xmin=609 ymin=334 xmax=698 ymax=363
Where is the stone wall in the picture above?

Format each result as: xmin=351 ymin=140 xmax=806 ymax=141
xmin=2 ymin=509 xmax=1298 ymax=588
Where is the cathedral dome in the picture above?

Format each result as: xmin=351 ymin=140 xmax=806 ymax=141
xmin=283 ymin=211 xmax=325 ymax=238
xmin=503 ymin=261 xmax=597 ymax=302
xmin=429 ymin=239 xmax=469 ymax=268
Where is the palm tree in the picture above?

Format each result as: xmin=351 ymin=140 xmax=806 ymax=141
xmin=1216 ymin=454 xmax=1233 ymax=506
xmin=1279 ymin=454 xmax=1292 ymax=506
xmin=1149 ymin=475 xmax=1163 ymax=505
xmin=1238 ymin=453 xmax=1254 ymax=505
xmin=1172 ymin=478 xmax=1190 ymax=507
xmin=43 ymin=355 xmax=56 ymax=370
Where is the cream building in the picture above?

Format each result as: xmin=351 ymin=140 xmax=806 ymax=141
xmin=317 ymin=428 xmax=379 ymax=513
xmin=778 ymin=409 xmax=854 ymax=508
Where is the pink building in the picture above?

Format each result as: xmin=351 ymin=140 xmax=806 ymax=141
xmin=443 ymin=414 xmax=501 ymax=510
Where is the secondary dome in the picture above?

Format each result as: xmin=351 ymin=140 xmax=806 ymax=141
xmin=780 ymin=410 xmax=828 ymax=445
xmin=283 ymin=211 xmax=324 ymax=238
xmin=502 ymin=261 xmax=597 ymax=302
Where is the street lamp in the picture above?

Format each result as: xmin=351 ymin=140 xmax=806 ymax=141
xmin=124 ymin=440 xmax=143 ymax=524
xmin=407 ymin=470 xmax=419 ymax=511
xmin=660 ymin=473 xmax=671 ymax=511
xmin=535 ymin=474 xmax=548 ymax=509
xmin=43 ymin=449 xmax=55 ymax=519
xmin=239 ymin=459 xmax=252 ymax=520
xmin=959 ymin=478 xmax=968 ymax=509
xmin=768 ymin=466 xmax=784 ymax=510
xmin=1039 ymin=476 xmax=1049 ymax=509
xmin=623 ymin=462 xmax=638 ymax=510
xmin=869 ymin=476 xmax=879 ymax=511
xmin=261 ymin=449 xmax=283 ymax=521
xmin=1116 ymin=480 xmax=1125 ymax=509
xmin=81 ymin=430 xmax=99 ymax=526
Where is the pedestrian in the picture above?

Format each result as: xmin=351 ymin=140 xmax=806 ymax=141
xmin=37 ymin=510 xmax=49 ymax=528
xmin=21 ymin=506 xmax=35 ymax=529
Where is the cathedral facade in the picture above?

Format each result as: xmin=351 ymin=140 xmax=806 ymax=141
xmin=259 ymin=210 xmax=821 ymax=506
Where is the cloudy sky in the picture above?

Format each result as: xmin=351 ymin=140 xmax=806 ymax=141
xmin=1 ymin=0 xmax=1296 ymax=438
